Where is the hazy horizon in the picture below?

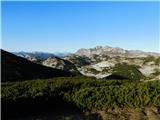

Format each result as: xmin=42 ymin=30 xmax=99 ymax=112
xmin=2 ymin=1 xmax=159 ymax=53
xmin=4 ymin=44 xmax=160 ymax=54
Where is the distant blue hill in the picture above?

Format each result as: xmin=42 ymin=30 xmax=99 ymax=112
xmin=12 ymin=51 xmax=71 ymax=61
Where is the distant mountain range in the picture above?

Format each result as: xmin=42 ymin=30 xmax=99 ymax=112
xmin=2 ymin=45 xmax=160 ymax=82
xmin=13 ymin=51 xmax=71 ymax=61
xmin=13 ymin=46 xmax=160 ymax=62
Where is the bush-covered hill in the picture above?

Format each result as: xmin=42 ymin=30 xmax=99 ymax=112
xmin=110 ymin=63 xmax=145 ymax=80
xmin=1 ymin=49 xmax=77 ymax=82
xmin=2 ymin=77 xmax=160 ymax=116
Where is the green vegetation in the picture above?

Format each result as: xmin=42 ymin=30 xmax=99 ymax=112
xmin=87 ymin=68 xmax=100 ymax=74
xmin=71 ymin=81 xmax=160 ymax=110
xmin=143 ymin=55 xmax=155 ymax=64
xmin=2 ymin=77 xmax=160 ymax=111
xmin=101 ymin=55 xmax=110 ymax=61
xmin=142 ymin=55 xmax=160 ymax=65
xmin=112 ymin=63 xmax=144 ymax=80
xmin=68 ymin=56 xmax=91 ymax=67
xmin=114 ymin=56 xmax=121 ymax=62
xmin=151 ymin=68 xmax=160 ymax=77
xmin=142 ymin=56 xmax=160 ymax=66
xmin=155 ymin=57 xmax=160 ymax=65
xmin=101 ymin=68 xmax=109 ymax=73
xmin=92 ymin=54 xmax=103 ymax=62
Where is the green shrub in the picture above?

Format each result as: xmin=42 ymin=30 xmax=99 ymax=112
xmin=71 ymin=81 xmax=160 ymax=110
xmin=112 ymin=63 xmax=145 ymax=80
xmin=155 ymin=57 xmax=160 ymax=65
xmin=143 ymin=56 xmax=156 ymax=64
xmin=68 ymin=56 xmax=91 ymax=66
xmin=87 ymin=68 xmax=100 ymax=74
xmin=2 ymin=77 xmax=160 ymax=111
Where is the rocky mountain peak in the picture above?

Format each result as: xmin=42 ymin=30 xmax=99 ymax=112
xmin=75 ymin=45 xmax=160 ymax=58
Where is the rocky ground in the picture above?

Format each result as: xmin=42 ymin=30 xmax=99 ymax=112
xmin=64 ymin=55 xmax=160 ymax=80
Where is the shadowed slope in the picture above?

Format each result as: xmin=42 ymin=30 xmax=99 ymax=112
xmin=1 ymin=49 xmax=76 ymax=82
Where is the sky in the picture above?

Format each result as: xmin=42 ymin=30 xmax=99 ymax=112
xmin=1 ymin=1 xmax=159 ymax=53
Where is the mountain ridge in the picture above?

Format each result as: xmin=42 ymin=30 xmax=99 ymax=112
xmin=13 ymin=51 xmax=71 ymax=61
xmin=12 ymin=45 xmax=160 ymax=61
xmin=75 ymin=45 xmax=160 ymax=58
xmin=6 ymin=45 xmax=160 ymax=80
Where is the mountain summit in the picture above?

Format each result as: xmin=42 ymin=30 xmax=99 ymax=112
xmin=75 ymin=46 xmax=160 ymax=58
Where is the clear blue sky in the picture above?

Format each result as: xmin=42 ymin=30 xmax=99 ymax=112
xmin=2 ymin=1 xmax=159 ymax=53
